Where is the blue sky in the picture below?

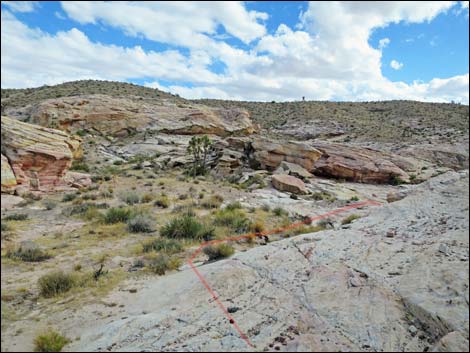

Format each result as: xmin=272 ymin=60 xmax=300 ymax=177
xmin=1 ymin=1 xmax=469 ymax=103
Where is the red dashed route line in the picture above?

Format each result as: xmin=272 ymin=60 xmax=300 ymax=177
xmin=187 ymin=199 xmax=382 ymax=349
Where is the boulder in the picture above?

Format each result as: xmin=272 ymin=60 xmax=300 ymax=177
xmin=272 ymin=174 xmax=308 ymax=194
xmin=1 ymin=116 xmax=82 ymax=192
xmin=312 ymin=142 xmax=410 ymax=184
xmin=29 ymin=95 xmax=256 ymax=137
xmin=252 ymin=139 xmax=322 ymax=171
xmin=64 ymin=171 xmax=92 ymax=189
xmin=274 ymin=161 xmax=313 ymax=180
xmin=1 ymin=154 xmax=17 ymax=192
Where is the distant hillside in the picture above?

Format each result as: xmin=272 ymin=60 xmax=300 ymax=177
xmin=195 ymin=98 xmax=469 ymax=143
xmin=1 ymin=80 xmax=185 ymax=111
xmin=1 ymin=80 xmax=468 ymax=144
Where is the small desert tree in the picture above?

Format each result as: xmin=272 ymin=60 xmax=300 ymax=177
xmin=187 ymin=135 xmax=212 ymax=176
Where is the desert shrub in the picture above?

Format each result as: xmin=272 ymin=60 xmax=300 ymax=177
xmin=142 ymin=238 xmax=183 ymax=254
xmin=390 ymin=175 xmax=407 ymax=185
xmin=62 ymin=193 xmax=77 ymax=202
xmin=141 ymin=193 xmax=154 ymax=203
xmin=272 ymin=207 xmax=288 ymax=217
xmin=213 ymin=209 xmax=249 ymax=233
xmin=200 ymin=195 xmax=223 ymax=209
xmin=311 ymin=192 xmax=336 ymax=202
xmin=350 ymin=196 xmax=360 ymax=202
xmin=38 ymin=271 xmax=75 ymax=297
xmin=161 ymin=213 xmax=203 ymax=239
xmin=154 ymin=195 xmax=170 ymax=208
xmin=249 ymin=220 xmax=265 ymax=233
xmin=62 ymin=202 xmax=107 ymax=217
xmin=203 ymin=243 xmax=235 ymax=261
xmin=341 ymin=214 xmax=361 ymax=225
xmin=33 ymin=329 xmax=70 ymax=352
xmin=70 ymin=160 xmax=90 ymax=172
xmin=127 ymin=214 xmax=155 ymax=233
xmin=7 ymin=244 xmax=51 ymax=262
xmin=103 ymin=207 xmax=132 ymax=224
xmin=147 ymin=254 xmax=181 ymax=275
xmin=119 ymin=191 xmax=140 ymax=205
xmin=1 ymin=222 xmax=10 ymax=232
xmin=225 ymin=201 xmax=242 ymax=211
xmin=43 ymin=200 xmax=57 ymax=210
xmin=3 ymin=213 xmax=28 ymax=221
xmin=186 ymin=135 xmax=213 ymax=176
xmin=178 ymin=193 xmax=188 ymax=200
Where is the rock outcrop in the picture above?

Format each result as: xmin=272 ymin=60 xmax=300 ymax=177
xmin=29 ymin=95 xmax=256 ymax=137
xmin=1 ymin=116 xmax=81 ymax=192
xmin=274 ymin=161 xmax=313 ymax=180
xmin=251 ymin=139 xmax=322 ymax=171
xmin=271 ymin=174 xmax=308 ymax=194
xmin=312 ymin=142 xmax=411 ymax=184
xmin=57 ymin=171 xmax=468 ymax=352
xmin=1 ymin=154 xmax=17 ymax=192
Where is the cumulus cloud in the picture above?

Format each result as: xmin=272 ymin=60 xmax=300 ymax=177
xmin=1 ymin=1 xmax=468 ymax=104
xmin=378 ymin=38 xmax=390 ymax=49
xmin=390 ymin=60 xmax=403 ymax=70
xmin=60 ymin=1 xmax=268 ymax=46
xmin=1 ymin=1 xmax=39 ymax=13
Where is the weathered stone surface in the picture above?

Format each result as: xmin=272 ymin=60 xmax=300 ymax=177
xmin=1 ymin=154 xmax=17 ymax=192
xmin=1 ymin=116 xmax=81 ymax=192
xmin=386 ymin=189 xmax=409 ymax=203
xmin=274 ymin=161 xmax=313 ymax=180
xmin=272 ymin=174 xmax=308 ymax=194
xmin=49 ymin=171 xmax=467 ymax=353
xmin=399 ymin=144 xmax=469 ymax=171
xmin=64 ymin=171 xmax=92 ymax=189
xmin=252 ymin=139 xmax=322 ymax=171
xmin=431 ymin=331 xmax=469 ymax=352
xmin=312 ymin=142 xmax=411 ymax=184
xmin=0 ymin=194 xmax=25 ymax=209
xmin=29 ymin=95 xmax=256 ymax=137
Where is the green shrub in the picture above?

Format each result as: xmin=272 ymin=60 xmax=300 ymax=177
xmin=7 ymin=244 xmax=51 ymax=262
xmin=213 ymin=209 xmax=249 ymax=233
xmin=62 ymin=193 xmax=77 ymax=202
xmin=154 ymin=195 xmax=170 ymax=208
xmin=272 ymin=207 xmax=288 ymax=217
xmin=203 ymin=243 xmax=235 ymax=261
xmin=104 ymin=207 xmax=132 ymax=224
xmin=141 ymin=193 xmax=154 ymax=203
xmin=341 ymin=214 xmax=361 ymax=225
xmin=1 ymin=222 xmax=10 ymax=232
xmin=119 ymin=191 xmax=140 ymax=205
xmin=3 ymin=213 xmax=28 ymax=221
xmin=147 ymin=254 xmax=181 ymax=275
xmin=70 ymin=160 xmax=90 ymax=172
xmin=38 ymin=271 xmax=75 ymax=297
xmin=34 ymin=329 xmax=70 ymax=352
xmin=127 ymin=214 xmax=155 ymax=233
xmin=350 ymin=196 xmax=360 ymax=202
xmin=160 ymin=214 xmax=203 ymax=239
xmin=200 ymin=195 xmax=223 ymax=209
xmin=142 ymin=238 xmax=183 ymax=254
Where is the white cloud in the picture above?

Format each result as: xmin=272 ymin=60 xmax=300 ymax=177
xmin=378 ymin=37 xmax=390 ymax=49
xmin=1 ymin=1 xmax=39 ymax=12
xmin=60 ymin=1 xmax=268 ymax=46
xmin=1 ymin=1 xmax=468 ymax=104
xmin=390 ymin=60 xmax=403 ymax=70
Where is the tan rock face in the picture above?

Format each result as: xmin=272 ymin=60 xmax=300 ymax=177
xmin=1 ymin=116 xmax=81 ymax=192
xmin=30 ymin=95 xmax=255 ymax=137
xmin=312 ymin=142 xmax=410 ymax=184
xmin=1 ymin=154 xmax=17 ymax=192
xmin=271 ymin=174 xmax=308 ymax=194
xmin=252 ymin=139 xmax=322 ymax=171
xmin=274 ymin=161 xmax=313 ymax=180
